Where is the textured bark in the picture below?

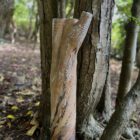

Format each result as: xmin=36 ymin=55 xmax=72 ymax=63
xmin=97 ymin=70 xmax=112 ymax=121
xmin=100 ymin=69 xmax=140 ymax=140
xmin=58 ymin=0 xmax=66 ymax=18
xmin=38 ymin=0 xmax=58 ymax=139
xmin=0 ymin=0 xmax=14 ymax=38
xmin=116 ymin=0 xmax=140 ymax=105
xmin=103 ymin=72 xmax=112 ymax=120
xmin=51 ymin=12 xmax=92 ymax=140
xmin=137 ymin=49 xmax=140 ymax=68
xmin=74 ymin=0 xmax=114 ymax=139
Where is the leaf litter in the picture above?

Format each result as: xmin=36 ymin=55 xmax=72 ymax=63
xmin=0 ymin=42 xmax=41 ymax=140
xmin=0 ymin=43 xmax=139 ymax=140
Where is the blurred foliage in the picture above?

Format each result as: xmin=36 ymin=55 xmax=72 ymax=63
xmin=116 ymin=0 xmax=132 ymax=17
xmin=2 ymin=0 xmax=139 ymax=55
xmin=112 ymin=0 xmax=133 ymax=57
xmin=66 ymin=0 xmax=74 ymax=18
xmin=13 ymin=0 xmax=37 ymax=31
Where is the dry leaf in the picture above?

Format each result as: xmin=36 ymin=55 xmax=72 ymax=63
xmin=11 ymin=105 xmax=19 ymax=111
xmin=26 ymin=124 xmax=38 ymax=136
xmin=0 ymin=74 xmax=4 ymax=82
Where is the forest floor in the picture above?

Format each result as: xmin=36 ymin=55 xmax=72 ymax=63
xmin=0 ymin=42 xmax=139 ymax=140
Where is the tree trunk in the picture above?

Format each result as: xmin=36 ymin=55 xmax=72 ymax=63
xmin=116 ymin=0 xmax=140 ymax=105
xmin=100 ymin=69 xmax=140 ymax=140
xmin=51 ymin=12 xmax=92 ymax=140
xmin=74 ymin=0 xmax=114 ymax=139
xmin=38 ymin=0 xmax=114 ymax=139
xmin=0 ymin=0 xmax=14 ymax=38
xmin=31 ymin=12 xmax=40 ymax=48
xmin=58 ymin=0 xmax=66 ymax=18
xmin=100 ymin=1 xmax=140 ymax=139
xmin=97 ymin=69 xmax=112 ymax=121
xmin=28 ymin=0 xmax=36 ymax=40
xmin=31 ymin=4 xmax=40 ymax=49
xmin=37 ymin=0 xmax=58 ymax=139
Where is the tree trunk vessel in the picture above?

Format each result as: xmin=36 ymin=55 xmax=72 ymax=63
xmin=51 ymin=11 xmax=92 ymax=140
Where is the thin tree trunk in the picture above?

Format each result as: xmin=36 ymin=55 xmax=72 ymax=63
xmin=103 ymin=72 xmax=112 ymax=120
xmin=74 ymin=0 xmax=114 ymax=139
xmin=31 ymin=5 xmax=40 ymax=49
xmin=97 ymin=69 xmax=112 ymax=121
xmin=31 ymin=12 xmax=40 ymax=48
xmin=37 ymin=0 xmax=58 ymax=139
xmin=28 ymin=0 xmax=36 ymax=39
xmin=51 ymin=12 xmax=92 ymax=140
xmin=100 ymin=69 xmax=140 ymax=140
xmin=116 ymin=0 xmax=140 ymax=105
xmin=101 ymin=1 xmax=140 ymax=138
xmin=0 ymin=0 xmax=14 ymax=38
xmin=58 ymin=0 xmax=66 ymax=18
xmin=10 ymin=19 xmax=17 ymax=43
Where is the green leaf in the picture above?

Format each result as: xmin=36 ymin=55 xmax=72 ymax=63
xmin=7 ymin=115 xmax=15 ymax=120
xmin=26 ymin=111 xmax=33 ymax=116
xmin=26 ymin=124 xmax=38 ymax=136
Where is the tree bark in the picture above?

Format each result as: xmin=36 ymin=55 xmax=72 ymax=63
xmin=37 ymin=0 xmax=58 ymax=139
xmin=58 ymin=0 xmax=66 ymax=18
xmin=0 ymin=0 xmax=14 ymax=38
xmin=116 ymin=0 xmax=140 ymax=105
xmin=28 ymin=0 xmax=36 ymax=40
xmin=97 ymin=69 xmax=112 ymax=121
xmin=100 ymin=69 xmax=140 ymax=140
xmin=74 ymin=0 xmax=114 ymax=139
xmin=51 ymin=12 xmax=92 ymax=140
xmin=38 ymin=0 xmax=114 ymax=139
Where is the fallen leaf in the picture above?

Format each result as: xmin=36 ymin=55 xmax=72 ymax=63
xmin=30 ymin=117 xmax=38 ymax=125
xmin=7 ymin=122 xmax=12 ymax=128
xmin=16 ymin=90 xmax=34 ymax=96
xmin=0 ymin=120 xmax=6 ymax=125
xmin=26 ymin=111 xmax=34 ymax=116
xmin=16 ymin=96 xmax=24 ymax=103
xmin=7 ymin=114 xmax=15 ymax=120
xmin=35 ymin=101 xmax=40 ymax=106
xmin=11 ymin=105 xmax=19 ymax=111
xmin=26 ymin=124 xmax=38 ymax=136
xmin=0 ymin=74 xmax=4 ymax=82
xmin=0 ymin=125 xmax=3 ymax=128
